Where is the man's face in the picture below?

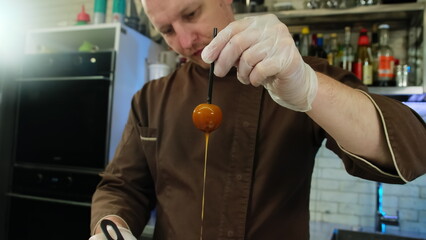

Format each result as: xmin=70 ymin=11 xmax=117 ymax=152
xmin=143 ymin=0 xmax=234 ymax=68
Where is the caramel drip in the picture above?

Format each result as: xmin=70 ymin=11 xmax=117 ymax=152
xmin=200 ymin=133 xmax=209 ymax=240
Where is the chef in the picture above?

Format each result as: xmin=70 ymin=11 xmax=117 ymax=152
xmin=89 ymin=0 xmax=426 ymax=239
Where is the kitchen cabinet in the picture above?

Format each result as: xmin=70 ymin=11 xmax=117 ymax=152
xmin=236 ymin=2 xmax=425 ymax=95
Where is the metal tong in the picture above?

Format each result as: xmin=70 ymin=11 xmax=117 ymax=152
xmin=100 ymin=219 xmax=125 ymax=240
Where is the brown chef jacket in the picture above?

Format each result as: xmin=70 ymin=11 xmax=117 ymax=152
xmin=91 ymin=56 xmax=426 ymax=240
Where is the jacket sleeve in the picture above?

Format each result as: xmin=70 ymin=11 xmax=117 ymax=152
xmin=305 ymin=56 xmax=426 ymax=184
xmin=91 ymin=90 xmax=156 ymax=237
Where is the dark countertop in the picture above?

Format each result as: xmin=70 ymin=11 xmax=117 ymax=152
xmin=310 ymin=221 xmax=426 ymax=240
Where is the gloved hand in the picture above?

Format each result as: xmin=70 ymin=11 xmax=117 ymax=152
xmin=201 ymin=14 xmax=318 ymax=112
xmin=88 ymin=226 xmax=137 ymax=240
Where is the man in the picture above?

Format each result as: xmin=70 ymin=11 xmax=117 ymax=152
xmin=89 ymin=0 xmax=426 ymax=239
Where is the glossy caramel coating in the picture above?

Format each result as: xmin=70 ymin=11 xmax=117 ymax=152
xmin=192 ymin=103 xmax=222 ymax=133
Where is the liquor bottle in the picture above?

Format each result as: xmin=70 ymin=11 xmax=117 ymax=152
xmin=112 ymin=0 xmax=126 ymax=23
xmin=371 ymin=24 xmax=379 ymax=56
xmin=93 ymin=0 xmax=107 ymax=24
xmin=353 ymin=28 xmax=373 ymax=85
xmin=293 ymin=33 xmax=300 ymax=51
xmin=371 ymin=24 xmax=379 ymax=79
xmin=340 ymin=26 xmax=354 ymax=71
xmin=313 ymin=33 xmax=328 ymax=59
xmin=375 ymin=24 xmax=396 ymax=86
xmin=358 ymin=0 xmax=378 ymax=6
xmin=300 ymin=26 xmax=310 ymax=56
xmin=327 ymin=33 xmax=339 ymax=66
xmin=308 ymin=33 xmax=317 ymax=57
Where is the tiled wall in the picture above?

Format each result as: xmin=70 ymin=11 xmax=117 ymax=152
xmin=7 ymin=0 xmax=426 ymax=236
xmin=311 ymin=141 xmax=426 ymax=234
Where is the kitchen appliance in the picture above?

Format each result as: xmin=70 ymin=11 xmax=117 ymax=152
xmin=4 ymin=23 xmax=162 ymax=240
xmin=15 ymin=52 xmax=114 ymax=169
xmin=7 ymin=52 xmax=115 ymax=240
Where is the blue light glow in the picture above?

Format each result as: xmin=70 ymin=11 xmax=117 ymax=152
xmin=378 ymin=183 xmax=386 ymax=233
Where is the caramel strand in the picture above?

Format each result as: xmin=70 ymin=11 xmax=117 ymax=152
xmin=200 ymin=133 xmax=209 ymax=240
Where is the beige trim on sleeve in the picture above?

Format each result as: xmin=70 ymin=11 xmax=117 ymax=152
xmin=337 ymin=90 xmax=408 ymax=183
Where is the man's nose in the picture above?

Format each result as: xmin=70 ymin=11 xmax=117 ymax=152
xmin=175 ymin=25 xmax=195 ymax=49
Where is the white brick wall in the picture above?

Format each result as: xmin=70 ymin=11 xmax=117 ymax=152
xmin=311 ymin=141 xmax=426 ymax=235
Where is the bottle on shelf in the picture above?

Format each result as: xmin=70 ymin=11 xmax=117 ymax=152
xmin=300 ymin=26 xmax=310 ymax=57
xmin=93 ymin=0 xmax=107 ymax=24
xmin=293 ymin=33 xmax=301 ymax=52
xmin=311 ymin=33 xmax=327 ymax=59
xmin=308 ymin=33 xmax=318 ymax=57
xmin=76 ymin=5 xmax=90 ymax=25
xmin=371 ymin=24 xmax=379 ymax=79
xmin=371 ymin=24 xmax=379 ymax=56
xmin=323 ymin=33 xmax=331 ymax=54
xmin=353 ymin=28 xmax=373 ymax=86
xmin=112 ymin=0 xmax=126 ymax=23
xmin=375 ymin=24 xmax=396 ymax=86
xmin=358 ymin=0 xmax=378 ymax=6
xmin=327 ymin=33 xmax=340 ymax=66
xmin=340 ymin=26 xmax=354 ymax=71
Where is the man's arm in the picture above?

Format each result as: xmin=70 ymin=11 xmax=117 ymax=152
xmin=91 ymin=92 xmax=156 ymax=237
xmin=202 ymin=14 xmax=426 ymax=181
xmin=307 ymin=72 xmax=393 ymax=172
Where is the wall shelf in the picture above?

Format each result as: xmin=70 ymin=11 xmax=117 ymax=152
xmin=236 ymin=2 xmax=423 ymax=26
xmin=236 ymin=2 xmax=425 ymax=94
xmin=368 ymin=86 xmax=424 ymax=95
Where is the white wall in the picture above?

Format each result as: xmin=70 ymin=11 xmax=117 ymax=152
xmin=3 ymin=0 xmax=426 ymax=236
xmin=10 ymin=0 xmax=143 ymax=30
xmin=312 ymin=141 xmax=426 ymax=235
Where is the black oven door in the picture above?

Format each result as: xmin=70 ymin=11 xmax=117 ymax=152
xmin=14 ymin=78 xmax=111 ymax=169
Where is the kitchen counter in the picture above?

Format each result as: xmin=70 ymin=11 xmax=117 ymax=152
xmin=310 ymin=221 xmax=426 ymax=240
xmin=139 ymin=221 xmax=426 ymax=239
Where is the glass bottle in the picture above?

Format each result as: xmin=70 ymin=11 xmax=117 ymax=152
xmin=308 ymin=33 xmax=317 ymax=57
xmin=371 ymin=24 xmax=379 ymax=57
xmin=327 ymin=33 xmax=340 ymax=66
xmin=358 ymin=0 xmax=378 ymax=6
xmin=304 ymin=0 xmax=322 ymax=9
xmin=340 ymin=26 xmax=354 ymax=71
xmin=371 ymin=24 xmax=379 ymax=80
xmin=313 ymin=33 xmax=328 ymax=59
xmin=293 ymin=33 xmax=300 ymax=52
xmin=353 ymin=28 xmax=373 ymax=86
xmin=300 ymin=26 xmax=310 ymax=57
xmin=375 ymin=24 xmax=396 ymax=86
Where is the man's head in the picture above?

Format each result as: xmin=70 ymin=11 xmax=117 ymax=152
xmin=142 ymin=0 xmax=234 ymax=68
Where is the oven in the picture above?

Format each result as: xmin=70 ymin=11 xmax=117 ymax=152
xmin=14 ymin=52 xmax=114 ymax=169
xmin=6 ymin=52 xmax=115 ymax=240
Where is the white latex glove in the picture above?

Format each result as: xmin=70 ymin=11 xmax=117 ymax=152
xmin=88 ymin=226 xmax=137 ymax=240
xmin=201 ymin=14 xmax=318 ymax=112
